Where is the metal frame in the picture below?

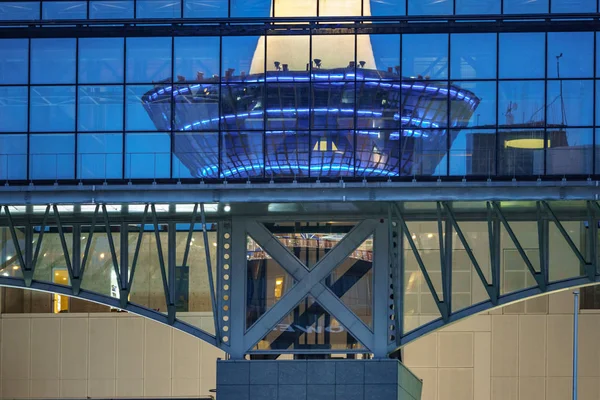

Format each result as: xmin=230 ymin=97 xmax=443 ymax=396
xmin=0 ymin=200 xmax=599 ymax=357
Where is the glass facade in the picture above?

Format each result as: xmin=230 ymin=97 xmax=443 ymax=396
xmin=1 ymin=2 xmax=600 ymax=182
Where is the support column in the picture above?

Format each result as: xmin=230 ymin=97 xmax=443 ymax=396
xmin=373 ymin=218 xmax=390 ymax=358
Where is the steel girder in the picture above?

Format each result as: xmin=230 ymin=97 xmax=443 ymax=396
xmin=0 ymin=200 xmax=599 ymax=358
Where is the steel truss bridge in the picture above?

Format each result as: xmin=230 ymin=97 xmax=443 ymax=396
xmin=0 ymin=182 xmax=598 ymax=358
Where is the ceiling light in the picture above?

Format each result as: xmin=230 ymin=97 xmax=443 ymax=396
xmin=224 ymin=204 xmax=231 ymax=212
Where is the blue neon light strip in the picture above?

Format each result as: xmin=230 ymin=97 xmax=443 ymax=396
xmin=196 ymin=163 xmax=400 ymax=178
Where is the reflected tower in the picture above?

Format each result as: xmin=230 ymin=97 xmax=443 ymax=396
xmin=141 ymin=1 xmax=480 ymax=179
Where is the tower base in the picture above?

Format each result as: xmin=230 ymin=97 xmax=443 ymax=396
xmin=216 ymin=359 xmax=422 ymax=400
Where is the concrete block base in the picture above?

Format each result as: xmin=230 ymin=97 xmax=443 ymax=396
xmin=216 ymin=359 xmax=422 ymax=400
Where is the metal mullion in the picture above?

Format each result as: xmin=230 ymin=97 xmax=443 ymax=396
xmin=443 ymin=202 xmax=496 ymax=303
xmin=52 ymin=204 xmax=75 ymax=283
xmin=436 ymin=202 xmax=446 ymax=303
xmin=168 ymin=221 xmax=176 ymax=318
xmin=102 ymin=204 xmax=123 ymax=289
xmin=72 ymin=224 xmax=81 ymax=280
xmin=30 ymin=205 xmax=51 ymax=283
xmin=536 ymin=202 xmax=550 ymax=285
xmin=541 ymin=201 xmax=589 ymax=270
xmin=587 ymin=201 xmax=598 ymax=278
xmin=79 ymin=204 xmax=99 ymax=281
xmin=27 ymin=38 xmax=31 ymax=181
xmin=128 ymin=204 xmax=148 ymax=290
xmin=170 ymin=36 xmax=175 ymax=180
xmin=3 ymin=206 xmax=26 ymax=274
xmin=75 ymin=37 xmax=79 ymax=180
xmin=491 ymin=201 xmax=546 ymax=290
xmin=391 ymin=203 xmax=448 ymax=321
xmin=150 ymin=204 xmax=173 ymax=320
xmin=486 ymin=202 xmax=501 ymax=299
xmin=119 ymin=222 xmax=129 ymax=308
xmin=200 ymin=203 xmax=220 ymax=342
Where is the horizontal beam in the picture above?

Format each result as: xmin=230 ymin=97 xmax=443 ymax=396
xmin=0 ymin=181 xmax=597 ymax=204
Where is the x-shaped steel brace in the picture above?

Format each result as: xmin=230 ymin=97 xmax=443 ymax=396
xmin=243 ymin=219 xmax=378 ymax=353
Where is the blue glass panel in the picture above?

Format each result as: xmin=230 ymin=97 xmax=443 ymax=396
xmin=310 ymin=130 xmax=355 ymax=177
xmin=79 ymin=38 xmax=124 ymax=84
xmin=408 ymin=0 xmax=452 ymax=15
xmin=0 ymin=135 xmax=27 ymax=180
xmin=29 ymin=134 xmax=75 ymax=180
xmin=172 ymin=132 xmax=219 ymax=178
xmin=551 ymin=0 xmax=596 ymax=13
xmin=78 ymin=133 xmax=123 ymax=179
xmin=136 ymin=0 xmax=181 ymax=18
xmin=498 ymin=81 xmax=545 ymax=126
xmin=455 ymin=0 xmax=500 ymax=14
xmin=127 ymin=85 xmax=170 ymax=131
xmin=30 ymin=86 xmax=76 ymax=132
xmin=402 ymin=34 xmax=448 ymax=79
xmin=547 ymin=128 xmax=592 ymax=175
xmin=369 ymin=0 xmax=405 ymax=16
xmin=221 ymin=131 xmax=264 ymax=178
xmin=263 ymin=131 xmax=309 ymax=178
xmin=400 ymin=129 xmax=447 ymax=176
xmin=367 ymin=34 xmax=400 ymax=74
xmin=355 ymin=130 xmax=400 ymax=178
xmin=450 ymin=81 xmax=496 ymax=127
xmin=596 ymin=80 xmax=600 ymax=124
xmin=450 ymin=129 xmax=496 ymax=176
xmin=0 ymin=87 xmax=28 ymax=133
xmin=183 ymin=0 xmax=227 ymax=18
xmin=546 ymin=80 xmax=593 ymax=126
xmin=125 ymin=133 xmax=170 ymax=179
xmin=89 ymin=0 xmax=134 ymax=19
xmin=499 ymin=33 xmax=545 ymax=79
xmin=0 ymin=2 xmax=40 ymax=20
xmin=0 ymin=39 xmax=28 ymax=84
xmin=222 ymin=36 xmax=262 ymax=77
xmin=450 ymin=34 xmax=496 ymax=80
xmin=126 ymin=38 xmax=172 ymax=83
xmin=497 ymin=129 xmax=544 ymax=176
xmin=42 ymin=1 xmax=87 ymax=19
xmin=230 ymin=0 xmax=270 ymax=17
xmin=548 ymin=32 xmax=593 ymax=79
xmin=30 ymin=39 xmax=76 ymax=84
xmin=503 ymin=0 xmax=548 ymax=13
xmin=78 ymin=86 xmax=124 ymax=131
xmin=175 ymin=37 xmax=220 ymax=82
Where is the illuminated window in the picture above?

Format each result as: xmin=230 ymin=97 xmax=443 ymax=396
xmin=274 ymin=276 xmax=284 ymax=299
xmin=313 ymin=138 xmax=338 ymax=151
xmin=52 ymin=268 xmax=70 ymax=313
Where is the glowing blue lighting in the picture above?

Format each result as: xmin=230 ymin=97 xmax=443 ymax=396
xmin=197 ymin=162 xmax=400 ymax=178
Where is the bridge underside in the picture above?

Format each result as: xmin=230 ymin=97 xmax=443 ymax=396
xmin=0 ymin=199 xmax=598 ymax=358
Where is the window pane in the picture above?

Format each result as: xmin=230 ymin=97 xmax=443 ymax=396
xmin=369 ymin=0 xmax=405 ymax=16
xmin=310 ymin=130 xmax=355 ymax=177
xmin=0 ymin=135 xmax=27 ymax=180
xmin=125 ymin=133 xmax=171 ymax=179
xmin=79 ymin=38 xmax=124 ymax=84
xmin=455 ymin=0 xmax=500 ymax=14
xmin=400 ymin=129 xmax=447 ymax=176
xmin=0 ymin=2 xmax=40 ymax=20
xmin=551 ymin=0 xmax=596 ymax=13
xmin=311 ymin=81 xmax=355 ymax=130
xmin=355 ymin=130 xmax=400 ymax=178
xmin=220 ymin=84 xmax=263 ymax=130
xmin=0 ymin=39 xmax=29 ymax=84
xmin=78 ymin=86 xmax=124 ymax=132
xmin=451 ymin=81 xmax=496 ymax=128
xmin=546 ymin=80 xmax=593 ymax=126
xmin=319 ymin=0 xmax=360 ymax=16
xmin=126 ymin=38 xmax=172 ymax=83
xmin=172 ymin=132 xmax=219 ymax=178
xmin=30 ymin=134 xmax=75 ymax=180
xmin=173 ymin=83 xmax=219 ymax=131
xmin=0 ymin=87 xmax=28 ymax=132
xmin=312 ymin=35 xmax=357 ymax=73
xmin=127 ymin=85 xmax=170 ymax=131
xmin=367 ymin=34 xmax=400 ymax=75
xmin=30 ymin=86 xmax=76 ymax=132
xmin=174 ymin=37 xmax=219 ymax=82
xmin=183 ymin=0 xmax=227 ymax=18
xmin=273 ymin=0 xmax=316 ymax=16
xmin=221 ymin=131 xmax=264 ymax=179
xmin=222 ymin=36 xmax=262 ymax=77
xmin=78 ymin=133 xmax=123 ymax=179
xmin=408 ymin=0 xmax=452 ymax=15
xmin=498 ymin=129 xmax=545 ymax=176
xmin=498 ymin=81 xmax=545 ymax=126
xmin=452 ymin=129 xmax=496 ymax=176
xmin=451 ymin=34 xmax=496 ymax=80
xmin=265 ymin=131 xmax=310 ymax=178
xmin=499 ymin=33 xmax=545 ymax=79
xmin=403 ymin=34 xmax=448 ymax=79
xmin=90 ymin=0 xmax=133 ymax=19
xmin=230 ymin=0 xmax=269 ymax=17
xmin=548 ymin=32 xmax=593 ymax=79
xmin=136 ymin=0 xmax=181 ymax=18
xmin=42 ymin=1 xmax=87 ymax=19
xmin=31 ymin=39 xmax=76 ymax=84
xmin=503 ymin=0 xmax=548 ymax=13
xmin=547 ymin=128 xmax=592 ymax=175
